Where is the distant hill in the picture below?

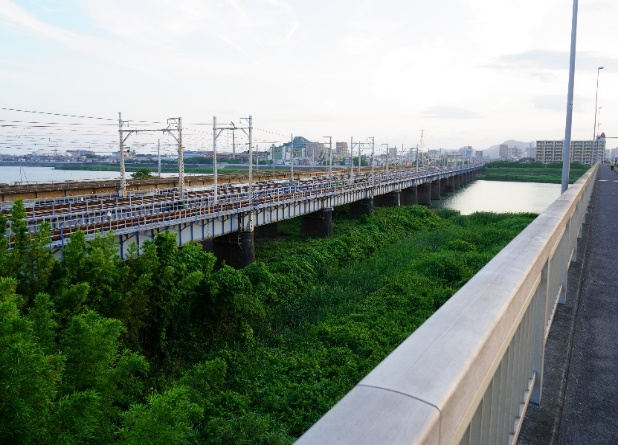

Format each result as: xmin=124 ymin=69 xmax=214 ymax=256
xmin=482 ymin=140 xmax=534 ymax=159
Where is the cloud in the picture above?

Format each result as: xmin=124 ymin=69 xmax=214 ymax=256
xmin=487 ymin=50 xmax=618 ymax=72
xmin=488 ymin=50 xmax=569 ymax=71
xmin=533 ymin=95 xmax=567 ymax=112
xmin=420 ymin=106 xmax=479 ymax=119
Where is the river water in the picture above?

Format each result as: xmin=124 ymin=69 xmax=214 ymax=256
xmin=0 ymin=166 xmax=561 ymax=215
xmin=432 ymin=180 xmax=561 ymax=215
xmin=0 ymin=166 xmax=177 ymax=184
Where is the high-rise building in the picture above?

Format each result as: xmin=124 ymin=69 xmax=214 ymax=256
xmin=335 ymin=142 xmax=348 ymax=156
xmin=499 ymin=144 xmax=509 ymax=159
xmin=535 ymin=138 xmax=605 ymax=165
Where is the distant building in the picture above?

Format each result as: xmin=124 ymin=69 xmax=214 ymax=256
xmin=335 ymin=142 xmax=348 ymax=156
xmin=499 ymin=144 xmax=509 ymax=159
xmin=535 ymin=138 xmax=605 ymax=165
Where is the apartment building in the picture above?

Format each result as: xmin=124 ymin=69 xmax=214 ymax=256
xmin=535 ymin=139 xmax=606 ymax=165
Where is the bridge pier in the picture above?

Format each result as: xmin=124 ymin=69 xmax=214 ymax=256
xmin=443 ymin=177 xmax=454 ymax=193
xmin=454 ymin=174 xmax=462 ymax=190
xmin=401 ymin=186 xmax=417 ymax=206
xmin=417 ymin=183 xmax=431 ymax=205
xmin=374 ymin=190 xmax=401 ymax=207
xmin=302 ymin=208 xmax=333 ymax=237
xmin=431 ymin=180 xmax=441 ymax=200
xmin=349 ymin=198 xmax=373 ymax=218
xmin=255 ymin=222 xmax=279 ymax=239
xmin=213 ymin=231 xmax=255 ymax=268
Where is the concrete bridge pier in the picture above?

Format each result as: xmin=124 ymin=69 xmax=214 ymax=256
xmin=444 ymin=177 xmax=454 ymax=193
xmin=417 ymin=183 xmax=432 ymax=205
xmin=213 ymin=230 xmax=255 ymax=269
xmin=302 ymin=208 xmax=333 ymax=237
xmin=454 ymin=174 xmax=462 ymax=190
xmin=349 ymin=198 xmax=373 ymax=218
xmin=401 ymin=186 xmax=417 ymax=206
xmin=440 ymin=179 xmax=448 ymax=195
xmin=255 ymin=222 xmax=279 ymax=239
xmin=431 ymin=180 xmax=441 ymax=200
xmin=374 ymin=190 xmax=401 ymax=207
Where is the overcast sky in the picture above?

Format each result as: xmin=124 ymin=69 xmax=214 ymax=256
xmin=1 ymin=0 xmax=617 ymax=156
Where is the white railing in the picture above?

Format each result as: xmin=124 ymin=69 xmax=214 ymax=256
xmin=296 ymin=164 xmax=597 ymax=445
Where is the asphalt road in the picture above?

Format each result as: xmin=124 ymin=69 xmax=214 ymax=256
xmin=519 ymin=164 xmax=618 ymax=444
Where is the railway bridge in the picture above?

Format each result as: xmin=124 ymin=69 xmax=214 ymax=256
xmin=1 ymin=164 xmax=480 ymax=266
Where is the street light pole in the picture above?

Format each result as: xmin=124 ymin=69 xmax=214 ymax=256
xmin=592 ymin=66 xmax=604 ymax=164
xmin=593 ymin=67 xmax=604 ymax=141
xmin=561 ymin=0 xmax=579 ymax=194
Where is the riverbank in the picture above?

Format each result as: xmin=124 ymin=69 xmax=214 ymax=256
xmin=478 ymin=161 xmax=589 ymax=184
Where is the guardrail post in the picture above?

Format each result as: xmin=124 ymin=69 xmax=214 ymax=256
xmin=531 ymin=261 xmax=550 ymax=404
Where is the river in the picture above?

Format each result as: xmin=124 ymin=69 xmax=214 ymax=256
xmin=0 ymin=166 xmax=177 ymax=184
xmin=432 ymin=180 xmax=561 ymax=215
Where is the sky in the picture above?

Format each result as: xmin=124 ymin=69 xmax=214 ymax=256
xmin=1 ymin=0 xmax=618 ymax=157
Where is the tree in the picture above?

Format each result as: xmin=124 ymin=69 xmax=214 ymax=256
xmin=119 ymin=385 xmax=202 ymax=445
xmin=0 ymin=277 xmax=63 ymax=444
xmin=7 ymin=200 xmax=55 ymax=303
xmin=131 ymin=168 xmax=154 ymax=179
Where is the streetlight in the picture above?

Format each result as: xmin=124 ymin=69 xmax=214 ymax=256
xmin=593 ymin=66 xmax=604 ymax=164
xmin=323 ymin=136 xmax=332 ymax=180
xmin=593 ymin=66 xmax=604 ymax=140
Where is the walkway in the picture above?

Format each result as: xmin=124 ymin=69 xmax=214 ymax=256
xmin=519 ymin=164 xmax=618 ymax=444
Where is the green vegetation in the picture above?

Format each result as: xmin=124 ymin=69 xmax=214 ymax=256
xmin=131 ymin=168 xmax=154 ymax=179
xmin=479 ymin=159 xmax=589 ymax=183
xmin=0 ymin=200 xmax=536 ymax=443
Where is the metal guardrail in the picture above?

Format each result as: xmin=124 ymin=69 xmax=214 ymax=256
xmin=296 ymin=164 xmax=598 ymax=445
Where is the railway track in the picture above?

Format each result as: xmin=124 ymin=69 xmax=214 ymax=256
xmin=2 ymin=165 xmax=462 ymax=247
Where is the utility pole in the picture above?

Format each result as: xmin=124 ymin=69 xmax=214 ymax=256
xmin=212 ymin=117 xmax=242 ymax=203
xmin=157 ymin=139 xmax=161 ymax=178
xmin=164 ymin=118 xmax=184 ymax=197
xmin=213 ymin=116 xmax=218 ymax=203
xmin=324 ymin=136 xmax=332 ymax=181
xmin=290 ymin=134 xmax=294 ymax=183
xmin=358 ymin=138 xmax=362 ymax=175
xmin=118 ymin=114 xmax=184 ymax=197
xmin=240 ymin=115 xmax=253 ymax=208
xmin=369 ymin=136 xmax=375 ymax=192
xmin=118 ymin=112 xmax=128 ymax=197
xmin=350 ymin=136 xmax=354 ymax=181
xmin=381 ymin=144 xmax=389 ymax=172
xmin=231 ymin=122 xmax=236 ymax=160
xmin=271 ymin=144 xmax=275 ymax=175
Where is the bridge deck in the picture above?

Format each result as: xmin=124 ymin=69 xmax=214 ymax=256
xmin=520 ymin=164 xmax=618 ymax=444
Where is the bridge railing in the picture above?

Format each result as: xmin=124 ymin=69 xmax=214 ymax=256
xmin=296 ymin=164 xmax=597 ymax=445
xmin=8 ymin=165 xmax=477 ymax=241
